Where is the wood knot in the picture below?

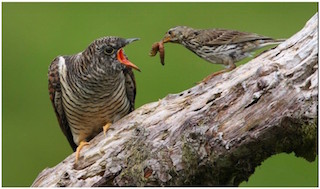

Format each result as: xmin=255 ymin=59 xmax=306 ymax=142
xmin=62 ymin=171 xmax=70 ymax=179
xmin=56 ymin=171 xmax=70 ymax=187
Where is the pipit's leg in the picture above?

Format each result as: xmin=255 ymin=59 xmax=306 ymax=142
xmin=202 ymin=60 xmax=236 ymax=83
xmin=103 ymin=122 xmax=112 ymax=136
xmin=75 ymin=141 xmax=89 ymax=163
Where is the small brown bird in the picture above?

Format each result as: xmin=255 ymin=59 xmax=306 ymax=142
xmin=160 ymin=26 xmax=285 ymax=82
xmin=48 ymin=36 xmax=140 ymax=162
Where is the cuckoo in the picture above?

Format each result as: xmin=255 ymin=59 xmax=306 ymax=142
xmin=48 ymin=36 xmax=140 ymax=163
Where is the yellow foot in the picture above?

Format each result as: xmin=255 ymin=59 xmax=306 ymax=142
xmin=103 ymin=122 xmax=112 ymax=136
xmin=75 ymin=141 xmax=89 ymax=163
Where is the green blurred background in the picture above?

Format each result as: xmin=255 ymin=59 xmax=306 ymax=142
xmin=2 ymin=2 xmax=318 ymax=186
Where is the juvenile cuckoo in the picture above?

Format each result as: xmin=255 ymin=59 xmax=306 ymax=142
xmin=48 ymin=36 xmax=140 ymax=162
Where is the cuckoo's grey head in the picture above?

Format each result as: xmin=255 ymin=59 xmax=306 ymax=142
xmin=86 ymin=36 xmax=140 ymax=72
xmin=162 ymin=26 xmax=197 ymax=43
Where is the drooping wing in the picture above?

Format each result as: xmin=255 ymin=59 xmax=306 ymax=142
xmin=123 ymin=67 xmax=136 ymax=112
xmin=196 ymin=29 xmax=273 ymax=45
xmin=48 ymin=57 xmax=77 ymax=151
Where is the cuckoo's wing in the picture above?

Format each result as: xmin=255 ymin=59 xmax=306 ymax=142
xmin=197 ymin=29 xmax=273 ymax=45
xmin=123 ymin=67 xmax=136 ymax=112
xmin=48 ymin=57 xmax=77 ymax=151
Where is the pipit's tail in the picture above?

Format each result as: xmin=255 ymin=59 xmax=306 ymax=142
xmin=260 ymin=38 xmax=286 ymax=47
xmin=254 ymin=38 xmax=286 ymax=57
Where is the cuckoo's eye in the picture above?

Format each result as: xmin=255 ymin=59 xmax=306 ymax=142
xmin=104 ymin=46 xmax=114 ymax=55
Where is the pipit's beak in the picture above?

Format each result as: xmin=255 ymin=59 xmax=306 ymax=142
xmin=162 ymin=33 xmax=171 ymax=43
xmin=117 ymin=48 xmax=141 ymax=72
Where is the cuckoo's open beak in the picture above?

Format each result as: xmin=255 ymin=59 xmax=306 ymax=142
xmin=125 ymin=38 xmax=140 ymax=45
xmin=117 ymin=48 xmax=141 ymax=72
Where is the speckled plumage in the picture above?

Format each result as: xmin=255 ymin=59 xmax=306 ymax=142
xmin=163 ymin=26 xmax=285 ymax=71
xmin=48 ymin=37 xmax=139 ymax=151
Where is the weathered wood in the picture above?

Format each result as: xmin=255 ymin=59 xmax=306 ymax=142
xmin=32 ymin=13 xmax=318 ymax=187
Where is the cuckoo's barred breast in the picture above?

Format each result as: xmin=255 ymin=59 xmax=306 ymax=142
xmin=58 ymin=56 xmax=131 ymax=145
xmin=48 ymin=36 xmax=139 ymax=153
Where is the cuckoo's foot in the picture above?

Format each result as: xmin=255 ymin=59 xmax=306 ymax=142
xmin=103 ymin=122 xmax=112 ymax=136
xmin=75 ymin=141 xmax=89 ymax=163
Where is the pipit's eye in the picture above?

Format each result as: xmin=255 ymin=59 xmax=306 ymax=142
xmin=104 ymin=46 xmax=114 ymax=55
xmin=168 ymin=30 xmax=172 ymax=35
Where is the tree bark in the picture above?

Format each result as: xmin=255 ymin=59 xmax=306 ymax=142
xmin=32 ymin=13 xmax=318 ymax=187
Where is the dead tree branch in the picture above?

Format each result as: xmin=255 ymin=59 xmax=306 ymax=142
xmin=32 ymin=13 xmax=318 ymax=187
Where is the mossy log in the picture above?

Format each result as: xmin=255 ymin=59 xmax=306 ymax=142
xmin=32 ymin=13 xmax=318 ymax=187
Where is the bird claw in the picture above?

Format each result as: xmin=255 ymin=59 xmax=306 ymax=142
xmin=103 ymin=122 xmax=112 ymax=136
xmin=75 ymin=141 xmax=89 ymax=163
xmin=201 ymin=72 xmax=221 ymax=83
xmin=201 ymin=65 xmax=237 ymax=83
